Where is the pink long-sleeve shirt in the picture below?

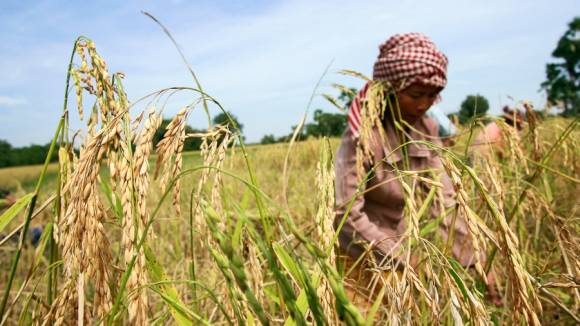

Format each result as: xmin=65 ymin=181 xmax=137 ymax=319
xmin=334 ymin=115 xmax=475 ymax=266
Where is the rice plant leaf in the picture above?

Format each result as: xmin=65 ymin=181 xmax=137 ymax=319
xmin=149 ymin=286 xmax=211 ymax=326
xmin=527 ymin=157 xmax=580 ymax=184
xmin=263 ymin=286 xmax=281 ymax=307
xmin=99 ymin=177 xmax=122 ymax=220
xmin=144 ymin=245 xmax=193 ymax=326
xmin=247 ymin=313 xmax=255 ymax=326
xmin=33 ymin=222 xmax=53 ymax=265
xmin=98 ymin=177 xmax=113 ymax=205
xmin=420 ymin=214 xmax=444 ymax=237
xmin=542 ymin=174 xmax=553 ymax=202
xmin=365 ymin=285 xmax=385 ymax=326
xmin=18 ymin=274 xmax=42 ymax=325
xmin=416 ymin=183 xmax=437 ymax=220
xmin=284 ymin=290 xmax=309 ymax=326
xmin=273 ymin=243 xmax=305 ymax=288
xmin=239 ymin=188 xmax=252 ymax=211
xmin=298 ymin=267 xmax=325 ymax=325
xmin=231 ymin=212 xmax=245 ymax=252
xmin=284 ymin=272 xmax=324 ymax=326
xmin=0 ymin=193 xmax=34 ymax=233
xmin=447 ymin=264 xmax=469 ymax=301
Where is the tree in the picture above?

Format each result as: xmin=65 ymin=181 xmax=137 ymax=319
xmin=259 ymin=87 xmax=355 ymax=144
xmin=541 ymin=17 xmax=580 ymax=116
xmin=212 ymin=111 xmax=244 ymax=135
xmin=458 ymin=94 xmax=490 ymax=124
xmin=304 ymin=109 xmax=347 ymax=137
xmin=2 ymin=142 xmax=58 ymax=167
xmin=182 ymin=125 xmax=204 ymax=151
xmin=260 ymin=134 xmax=277 ymax=145
xmin=0 ymin=140 xmax=12 ymax=168
xmin=153 ymin=119 xmax=203 ymax=152
xmin=337 ymin=87 xmax=358 ymax=111
xmin=301 ymin=87 xmax=356 ymax=138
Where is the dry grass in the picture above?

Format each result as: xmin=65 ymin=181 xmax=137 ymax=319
xmin=0 ymin=164 xmax=59 ymax=193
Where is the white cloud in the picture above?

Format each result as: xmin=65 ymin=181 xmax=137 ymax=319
xmin=0 ymin=96 xmax=27 ymax=107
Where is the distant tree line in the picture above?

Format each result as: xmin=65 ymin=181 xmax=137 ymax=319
xmin=1 ymin=112 xmax=246 ymax=168
xmin=260 ymin=109 xmax=349 ymax=145
xmin=0 ymin=140 xmax=58 ymax=168
xmin=0 ymin=119 xmax=206 ymax=168
xmin=261 ymin=88 xmax=356 ymax=145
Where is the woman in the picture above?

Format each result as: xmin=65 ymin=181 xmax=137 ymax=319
xmin=334 ymin=33 xmax=474 ymax=264
xmin=472 ymin=106 xmax=525 ymax=159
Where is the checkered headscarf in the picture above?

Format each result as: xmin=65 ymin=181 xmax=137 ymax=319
xmin=348 ymin=33 xmax=448 ymax=138
xmin=373 ymin=33 xmax=448 ymax=88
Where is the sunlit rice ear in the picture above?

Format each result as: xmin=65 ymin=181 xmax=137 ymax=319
xmin=351 ymin=81 xmax=393 ymax=178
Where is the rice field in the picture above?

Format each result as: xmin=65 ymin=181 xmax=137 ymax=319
xmin=0 ymin=36 xmax=579 ymax=326
xmin=0 ymin=164 xmax=59 ymax=193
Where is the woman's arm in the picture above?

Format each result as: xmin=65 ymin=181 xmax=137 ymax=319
xmin=334 ymin=130 xmax=396 ymax=256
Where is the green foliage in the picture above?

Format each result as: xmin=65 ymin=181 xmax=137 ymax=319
xmin=302 ymin=87 xmax=355 ymax=137
xmin=212 ymin=111 xmax=244 ymax=134
xmin=304 ymin=109 xmax=347 ymax=137
xmin=541 ymin=17 xmax=580 ymax=116
xmin=260 ymin=134 xmax=277 ymax=145
xmin=0 ymin=140 xmax=11 ymax=168
xmin=458 ymin=94 xmax=490 ymax=124
xmin=338 ymin=87 xmax=357 ymax=110
xmin=0 ymin=193 xmax=34 ymax=233
xmin=258 ymin=88 xmax=355 ymax=144
xmin=153 ymin=119 xmax=203 ymax=151
xmin=0 ymin=140 xmax=58 ymax=168
xmin=212 ymin=111 xmax=245 ymax=144
xmin=144 ymin=245 xmax=206 ymax=325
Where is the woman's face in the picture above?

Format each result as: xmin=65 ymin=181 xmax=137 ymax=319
xmin=396 ymin=83 xmax=441 ymax=124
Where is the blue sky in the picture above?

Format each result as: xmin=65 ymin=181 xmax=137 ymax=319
xmin=0 ymin=0 xmax=577 ymax=146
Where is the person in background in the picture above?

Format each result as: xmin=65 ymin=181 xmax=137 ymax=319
xmin=472 ymin=106 xmax=525 ymax=159
xmin=30 ymin=226 xmax=43 ymax=247
xmin=0 ymin=226 xmax=43 ymax=247
xmin=334 ymin=33 xmax=499 ymax=311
